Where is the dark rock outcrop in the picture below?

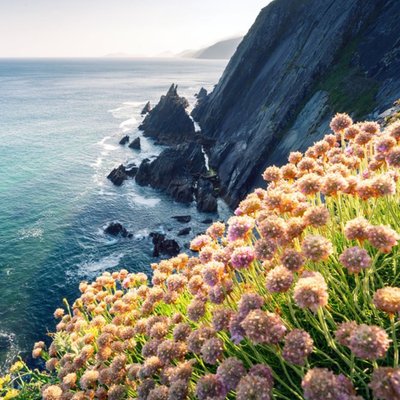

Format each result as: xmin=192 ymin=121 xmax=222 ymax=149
xmin=135 ymin=142 xmax=207 ymax=203
xmin=107 ymin=165 xmax=128 ymax=186
xmin=129 ymin=137 xmax=141 ymax=150
xmin=191 ymin=88 xmax=208 ymax=122
xmin=196 ymin=178 xmax=218 ymax=213
xmin=104 ymin=222 xmax=132 ymax=238
xmin=119 ymin=135 xmax=129 ymax=145
xmin=107 ymin=163 xmax=138 ymax=186
xmin=193 ymin=0 xmax=400 ymax=208
xmin=141 ymin=101 xmax=151 ymax=115
xmin=139 ymin=84 xmax=195 ymax=145
xmin=178 ymin=227 xmax=191 ymax=236
xmin=150 ymin=232 xmax=180 ymax=257
xmin=172 ymin=215 xmax=191 ymax=223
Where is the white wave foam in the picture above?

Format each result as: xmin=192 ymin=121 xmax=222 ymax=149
xmin=97 ymin=136 xmax=112 ymax=145
xmin=18 ymin=227 xmax=44 ymax=240
xmin=119 ymin=118 xmax=138 ymax=133
xmin=74 ymin=253 xmax=125 ymax=278
xmin=127 ymin=192 xmax=161 ymax=207
xmin=0 ymin=331 xmax=19 ymax=374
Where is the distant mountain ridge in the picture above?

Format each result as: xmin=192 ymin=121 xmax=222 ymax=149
xmin=179 ymin=37 xmax=243 ymax=60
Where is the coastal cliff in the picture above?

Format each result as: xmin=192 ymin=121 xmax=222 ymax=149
xmin=193 ymin=0 xmax=400 ymax=207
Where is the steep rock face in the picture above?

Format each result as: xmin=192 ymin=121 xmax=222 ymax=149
xmin=135 ymin=142 xmax=207 ymax=203
xmin=194 ymin=0 xmax=400 ymax=207
xmin=139 ymin=84 xmax=195 ymax=145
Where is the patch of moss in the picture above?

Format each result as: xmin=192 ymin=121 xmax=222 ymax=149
xmin=318 ymin=40 xmax=379 ymax=118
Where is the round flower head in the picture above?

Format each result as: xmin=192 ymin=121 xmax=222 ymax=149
xmin=206 ymin=222 xmax=225 ymax=239
xmin=301 ymin=235 xmax=333 ymax=262
xmin=335 ymin=321 xmax=358 ymax=347
xmin=280 ymin=248 xmax=305 ymax=272
xmin=42 ymin=385 xmax=63 ymax=400
xmin=298 ymin=157 xmax=318 ymax=172
xmin=266 ymin=265 xmax=294 ymax=293
xmin=303 ymin=205 xmax=330 ymax=227
xmin=387 ymin=147 xmax=400 ymax=168
xmin=227 ymin=215 xmax=255 ymax=242
xmin=187 ymin=298 xmax=206 ymax=322
xmin=344 ymin=217 xmax=370 ymax=242
xmin=212 ymin=308 xmax=234 ymax=331
xmin=241 ymin=309 xmax=286 ymax=345
xmin=367 ymin=224 xmax=400 ymax=253
xmin=173 ymin=323 xmax=191 ymax=342
xmin=169 ymin=379 xmax=190 ymax=400
xmin=281 ymin=163 xmax=298 ymax=180
xmin=190 ymin=235 xmax=212 ymax=252
xmin=195 ymin=374 xmax=227 ymax=400
xmin=137 ymin=379 xmax=156 ymax=400
xmin=297 ymin=173 xmax=322 ymax=195
xmin=236 ymin=374 xmax=273 ymax=400
xmin=249 ymin=364 xmax=274 ymax=387
xmin=388 ymin=120 xmax=400 ymax=142
xmin=369 ymin=367 xmax=400 ymax=400
xmin=187 ymin=327 xmax=215 ymax=355
xmin=259 ymin=216 xmax=287 ymax=241
xmin=339 ymin=246 xmax=372 ymax=274
xmin=147 ymin=385 xmax=169 ymax=400
xmin=302 ymin=368 xmax=357 ymax=400
xmin=348 ymin=324 xmax=390 ymax=360
xmin=254 ymin=239 xmax=277 ymax=261
xmin=289 ymin=151 xmax=303 ymax=164
xmin=283 ymin=329 xmax=314 ymax=365
xmin=200 ymin=337 xmax=224 ymax=365
xmin=229 ymin=313 xmax=246 ymax=344
xmin=373 ymin=287 xmax=400 ymax=314
xmin=371 ymin=174 xmax=396 ymax=196
xmin=330 ymin=113 xmax=353 ymax=133
xmin=230 ymin=246 xmax=255 ymax=270
xmin=202 ymin=261 xmax=225 ymax=287
xmin=79 ymin=369 xmax=99 ymax=389
xmin=321 ymin=173 xmax=348 ymax=196
xmin=216 ymin=357 xmax=246 ymax=391
xmin=294 ymin=271 xmax=329 ymax=312
xmin=262 ymin=165 xmax=282 ymax=182
xmin=238 ymin=292 xmax=264 ymax=318
xmin=286 ymin=217 xmax=306 ymax=240
xmin=344 ymin=125 xmax=361 ymax=140
xmin=375 ymin=135 xmax=397 ymax=155
xmin=362 ymin=121 xmax=380 ymax=135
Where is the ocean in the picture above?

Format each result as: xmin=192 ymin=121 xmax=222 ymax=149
xmin=0 ymin=58 xmax=228 ymax=371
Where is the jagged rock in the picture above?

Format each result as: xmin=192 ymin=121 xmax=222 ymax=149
xmin=107 ymin=163 xmax=137 ymax=185
xmin=129 ymin=137 xmax=141 ymax=150
xmin=177 ymin=227 xmax=191 ymax=236
xmin=201 ymin=219 xmax=214 ymax=224
xmin=196 ymin=178 xmax=218 ymax=213
xmin=104 ymin=222 xmax=132 ymax=238
xmin=191 ymin=88 xmax=208 ymax=122
xmin=119 ymin=135 xmax=129 ymax=145
xmin=107 ymin=164 xmax=128 ymax=186
xmin=139 ymin=84 xmax=195 ymax=145
xmin=150 ymin=232 xmax=180 ymax=257
xmin=172 ymin=215 xmax=191 ymax=223
xmin=135 ymin=142 xmax=207 ymax=203
xmin=141 ymin=101 xmax=151 ymax=115
xmin=194 ymin=0 xmax=400 ymax=208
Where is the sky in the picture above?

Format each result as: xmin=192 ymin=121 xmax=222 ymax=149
xmin=0 ymin=0 xmax=271 ymax=58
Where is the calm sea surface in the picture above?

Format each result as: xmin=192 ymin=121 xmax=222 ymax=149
xmin=0 ymin=58 xmax=227 ymax=370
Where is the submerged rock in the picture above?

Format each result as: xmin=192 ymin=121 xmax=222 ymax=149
xmin=141 ymin=101 xmax=151 ymax=115
xmin=129 ymin=137 xmax=141 ymax=150
xmin=104 ymin=222 xmax=132 ymax=238
xmin=150 ymin=232 xmax=180 ymax=257
xmin=172 ymin=215 xmax=192 ymax=223
xmin=177 ymin=227 xmax=191 ymax=236
xmin=139 ymin=84 xmax=195 ymax=145
xmin=119 ymin=135 xmax=130 ymax=145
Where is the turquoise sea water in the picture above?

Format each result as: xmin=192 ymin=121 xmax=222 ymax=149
xmin=0 ymin=58 xmax=227 ymax=370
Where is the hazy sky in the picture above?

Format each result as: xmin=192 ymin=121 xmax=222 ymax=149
xmin=0 ymin=0 xmax=271 ymax=57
